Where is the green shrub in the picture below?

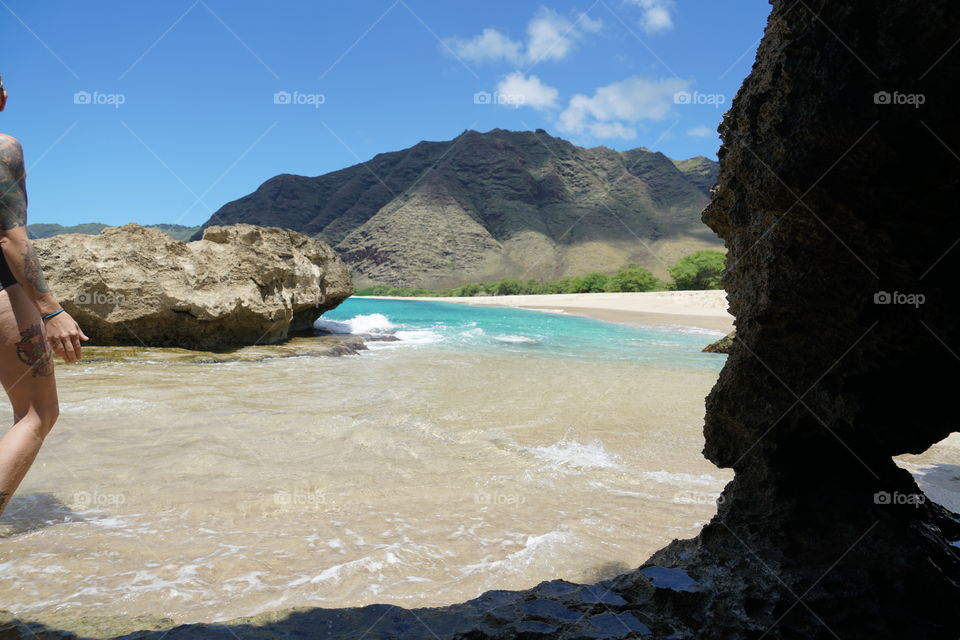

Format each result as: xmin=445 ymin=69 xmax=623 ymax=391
xmin=493 ymin=278 xmax=524 ymax=296
xmin=668 ymin=250 xmax=726 ymax=290
xmin=573 ymin=272 xmax=610 ymax=293
xmin=606 ymin=264 xmax=660 ymax=292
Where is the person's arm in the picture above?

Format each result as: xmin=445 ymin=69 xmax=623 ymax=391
xmin=0 ymin=134 xmax=88 ymax=362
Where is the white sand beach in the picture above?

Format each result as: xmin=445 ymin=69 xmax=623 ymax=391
xmin=362 ymin=290 xmax=734 ymax=332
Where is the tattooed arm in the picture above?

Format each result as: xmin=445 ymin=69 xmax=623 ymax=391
xmin=0 ymin=134 xmax=88 ymax=362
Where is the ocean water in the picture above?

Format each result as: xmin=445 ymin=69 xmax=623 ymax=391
xmin=316 ymin=298 xmax=727 ymax=369
xmin=5 ymin=299 xmax=953 ymax=633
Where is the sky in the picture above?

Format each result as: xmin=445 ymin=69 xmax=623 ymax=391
xmin=1 ymin=1 xmax=771 ymax=227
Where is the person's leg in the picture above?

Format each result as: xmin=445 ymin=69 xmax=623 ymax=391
xmin=0 ymin=285 xmax=59 ymax=516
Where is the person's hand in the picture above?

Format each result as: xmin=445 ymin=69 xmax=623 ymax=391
xmin=44 ymin=311 xmax=89 ymax=363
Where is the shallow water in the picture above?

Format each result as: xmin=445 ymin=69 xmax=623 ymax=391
xmin=1 ymin=300 xmax=955 ymax=630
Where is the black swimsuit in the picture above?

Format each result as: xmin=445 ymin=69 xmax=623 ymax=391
xmin=0 ymin=251 xmax=18 ymax=289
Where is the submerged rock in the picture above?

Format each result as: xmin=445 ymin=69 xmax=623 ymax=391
xmin=75 ymin=334 xmax=396 ymax=364
xmin=34 ymin=224 xmax=353 ymax=350
xmin=701 ymin=330 xmax=734 ymax=354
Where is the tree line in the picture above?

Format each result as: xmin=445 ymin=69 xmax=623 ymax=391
xmin=355 ymin=250 xmax=725 ymax=297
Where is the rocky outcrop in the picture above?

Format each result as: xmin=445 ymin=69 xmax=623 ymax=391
xmin=193 ymin=130 xmax=722 ymax=288
xmin=702 ymin=330 xmax=735 ymax=354
xmin=665 ymin=0 xmax=960 ymax=637
xmin=35 ymin=224 xmax=352 ymax=350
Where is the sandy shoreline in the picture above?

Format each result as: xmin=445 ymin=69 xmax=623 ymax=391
xmin=360 ymin=290 xmax=734 ymax=333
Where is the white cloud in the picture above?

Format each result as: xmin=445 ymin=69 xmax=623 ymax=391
xmin=626 ymin=0 xmax=675 ymax=34
xmin=449 ymin=28 xmax=522 ymax=63
xmin=446 ymin=7 xmax=602 ymax=65
xmin=496 ymin=72 xmax=559 ymax=110
xmin=687 ymin=125 xmax=714 ymax=137
xmin=557 ymin=76 xmax=689 ymax=140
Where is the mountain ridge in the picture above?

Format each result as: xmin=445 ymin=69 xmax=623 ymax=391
xmin=195 ymin=129 xmax=722 ymax=288
xmin=28 ymin=222 xmax=201 ymax=242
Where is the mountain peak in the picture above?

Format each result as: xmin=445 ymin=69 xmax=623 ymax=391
xmin=195 ymin=130 xmax=721 ymax=288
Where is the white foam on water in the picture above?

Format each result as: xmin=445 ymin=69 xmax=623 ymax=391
xmin=314 ymin=312 xmax=447 ymax=348
xmin=525 ymin=307 xmax=567 ymax=314
xmin=59 ymin=397 xmax=157 ymax=413
xmin=527 ymin=438 xmax=621 ymax=470
xmin=223 ymin=571 xmax=269 ymax=593
xmin=306 ymin=555 xmax=385 ymax=585
xmin=651 ymin=324 xmax=727 ymax=338
xmin=314 ymin=313 xmax=394 ymax=335
xmin=394 ymin=329 xmax=443 ymax=345
xmin=492 ymin=334 xmax=541 ymax=345
xmin=459 ymin=530 xmax=572 ymax=576
xmin=640 ymin=470 xmax=720 ymax=487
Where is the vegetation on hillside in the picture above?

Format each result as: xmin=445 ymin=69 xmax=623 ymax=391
xmin=356 ymin=250 xmax=726 ymax=297
xmin=28 ymin=222 xmax=203 ymax=242
xmin=28 ymin=223 xmax=109 ymax=238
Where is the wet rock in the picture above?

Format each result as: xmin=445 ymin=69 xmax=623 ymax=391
xmin=35 ymin=224 xmax=352 ymax=350
xmin=585 ymin=612 xmax=650 ymax=638
xmin=520 ymin=599 xmax=581 ymax=622
xmin=73 ymin=334 xmax=397 ymax=364
xmin=638 ymin=567 xmax=698 ymax=592
xmin=701 ymin=330 xmax=734 ymax=354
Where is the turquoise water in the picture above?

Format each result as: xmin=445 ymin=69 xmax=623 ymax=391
xmin=316 ymin=298 xmax=726 ymax=370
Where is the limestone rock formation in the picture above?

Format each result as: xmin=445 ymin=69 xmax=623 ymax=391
xmin=34 ymin=224 xmax=352 ymax=350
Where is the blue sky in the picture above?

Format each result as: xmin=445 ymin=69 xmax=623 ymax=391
xmin=2 ymin=1 xmax=770 ymax=227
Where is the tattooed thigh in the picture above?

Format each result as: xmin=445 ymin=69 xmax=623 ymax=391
xmin=15 ymin=323 xmax=54 ymax=377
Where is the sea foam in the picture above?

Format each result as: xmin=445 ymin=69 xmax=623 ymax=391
xmin=314 ymin=313 xmax=394 ymax=334
xmin=528 ymin=438 xmax=622 ymax=470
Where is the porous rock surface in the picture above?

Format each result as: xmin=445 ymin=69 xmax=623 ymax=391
xmin=33 ymin=224 xmax=352 ymax=350
xmin=662 ymin=0 xmax=960 ymax=636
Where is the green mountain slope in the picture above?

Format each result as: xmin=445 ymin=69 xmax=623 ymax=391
xmin=672 ymin=156 xmax=720 ymax=196
xmin=195 ymin=129 xmax=721 ymax=288
xmin=28 ymin=223 xmax=201 ymax=242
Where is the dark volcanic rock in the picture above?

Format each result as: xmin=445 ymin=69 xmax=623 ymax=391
xmin=671 ymin=0 xmax=960 ymax=637
xmin=702 ymin=330 xmax=735 ymax=354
